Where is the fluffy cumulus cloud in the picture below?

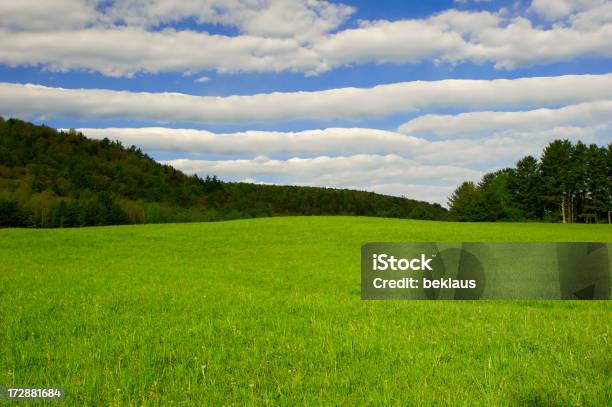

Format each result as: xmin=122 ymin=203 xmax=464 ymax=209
xmin=322 ymin=5 xmax=612 ymax=71
xmin=194 ymin=76 xmax=210 ymax=83
xmin=77 ymin=123 xmax=609 ymax=166
xmin=77 ymin=127 xmax=426 ymax=157
xmin=102 ymin=0 xmax=355 ymax=42
xmin=0 ymin=0 xmax=351 ymax=76
xmin=0 ymin=27 xmax=319 ymax=76
xmin=163 ymin=154 xmax=480 ymax=183
xmin=0 ymin=0 xmax=611 ymax=75
xmin=527 ymin=0 xmax=607 ymax=22
xmin=0 ymin=0 xmax=98 ymax=31
xmin=3 ymin=74 xmax=612 ymax=123
xmin=398 ymin=100 xmax=612 ymax=137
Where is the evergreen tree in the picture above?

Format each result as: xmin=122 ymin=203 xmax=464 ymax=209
xmin=0 ymin=199 xmax=31 ymax=227
xmin=540 ymin=140 xmax=574 ymax=223
xmin=448 ymin=182 xmax=481 ymax=221
xmin=583 ymin=144 xmax=611 ymax=223
xmin=509 ymin=155 xmax=542 ymax=220
xmin=477 ymin=169 xmax=517 ymax=221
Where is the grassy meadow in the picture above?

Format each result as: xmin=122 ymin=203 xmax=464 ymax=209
xmin=1 ymin=217 xmax=611 ymax=405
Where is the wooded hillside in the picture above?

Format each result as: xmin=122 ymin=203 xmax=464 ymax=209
xmin=0 ymin=118 xmax=447 ymax=227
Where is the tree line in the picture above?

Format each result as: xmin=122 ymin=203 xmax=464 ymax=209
xmin=0 ymin=118 xmax=447 ymax=228
xmin=448 ymin=139 xmax=611 ymax=223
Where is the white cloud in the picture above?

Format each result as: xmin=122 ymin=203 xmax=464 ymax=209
xmin=103 ymin=0 xmax=354 ymax=42
xmin=468 ymin=14 xmax=612 ymax=69
xmin=0 ymin=0 xmax=98 ymax=31
xmin=77 ymin=123 xmax=608 ymax=167
xmin=3 ymin=74 xmax=612 ymax=124
xmin=398 ymin=100 xmax=612 ymax=137
xmin=528 ymin=0 xmax=606 ymax=22
xmin=314 ymin=14 xmax=481 ymax=68
xmin=316 ymin=8 xmax=612 ymax=71
xmin=412 ymin=125 xmax=608 ymax=165
xmin=0 ymin=0 xmax=354 ymax=41
xmin=78 ymin=127 xmax=426 ymax=156
xmin=0 ymin=27 xmax=319 ymax=77
xmin=569 ymin=2 xmax=612 ymax=30
xmin=0 ymin=0 xmax=351 ymax=76
xmin=194 ymin=76 xmax=210 ymax=83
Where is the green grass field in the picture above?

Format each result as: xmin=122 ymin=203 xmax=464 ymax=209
xmin=1 ymin=217 xmax=611 ymax=405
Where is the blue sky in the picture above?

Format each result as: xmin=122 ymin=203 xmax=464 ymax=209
xmin=0 ymin=0 xmax=611 ymax=204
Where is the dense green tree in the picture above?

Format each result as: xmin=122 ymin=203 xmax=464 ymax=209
xmin=450 ymin=139 xmax=611 ymax=223
xmin=570 ymin=141 xmax=589 ymax=223
xmin=477 ymin=169 xmax=518 ymax=221
xmin=0 ymin=199 xmax=31 ymax=227
xmin=583 ymin=144 xmax=611 ymax=223
xmin=509 ymin=156 xmax=542 ymax=220
xmin=448 ymin=182 xmax=481 ymax=221
xmin=608 ymin=143 xmax=612 ymax=224
xmin=540 ymin=140 xmax=574 ymax=223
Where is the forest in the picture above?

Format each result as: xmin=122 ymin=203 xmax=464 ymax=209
xmin=0 ymin=118 xmax=447 ymax=227
xmin=448 ymin=139 xmax=611 ymax=223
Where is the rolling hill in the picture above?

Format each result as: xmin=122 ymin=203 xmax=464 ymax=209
xmin=0 ymin=117 xmax=447 ymax=227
